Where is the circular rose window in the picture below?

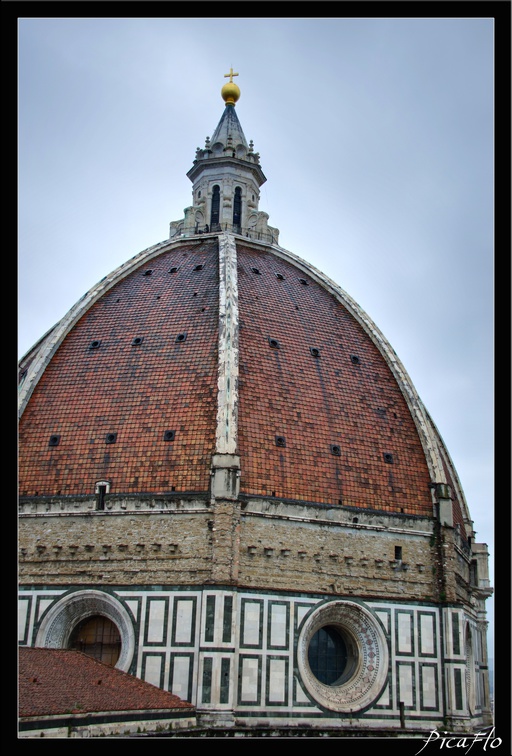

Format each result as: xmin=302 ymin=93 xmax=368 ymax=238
xmin=297 ymin=600 xmax=389 ymax=712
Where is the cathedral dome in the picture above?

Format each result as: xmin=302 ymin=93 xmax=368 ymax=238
xmin=18 ymin=73 xmax=492 ymax=734
xmin=18 ymin=225 xmax=468 ymax=524
xmin=18 ymin=70 xmax=471 ymax=527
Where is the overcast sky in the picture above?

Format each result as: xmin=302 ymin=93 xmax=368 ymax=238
xmin=18 ymin=17 xmax=494 ymax=657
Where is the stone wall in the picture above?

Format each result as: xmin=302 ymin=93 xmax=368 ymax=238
xmin=239 ymin=505 xmax=437 ymax=599
xmin=18 ymin=509 xmax=213 ymax=586
xmin=19 ymin=494 xmax=474 ymax=609
xmin=19 ymin=583 xmax=491 ymax=732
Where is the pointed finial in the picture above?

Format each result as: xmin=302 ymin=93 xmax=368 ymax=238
xmin=221 ymin=68 xmax=241 ymax=106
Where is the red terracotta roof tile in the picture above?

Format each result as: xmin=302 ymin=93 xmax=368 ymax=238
xmin=19 ymin=242 xmax=219 ymax=496
xmin=19 ymin=647 xmax=194 ymax=717
xmin=19 ymin=239 xmax=436 ymax=517
xmin=236 ymin=245 xmax=432 ymax=515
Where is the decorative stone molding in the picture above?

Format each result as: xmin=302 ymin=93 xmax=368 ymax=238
xmin=215 ymin=234 xmax=240 ymax=457
xmin=297 ymin=600 xmax=389 ymax=713
xmin=19 ymin=495 xmax=212 ymax=516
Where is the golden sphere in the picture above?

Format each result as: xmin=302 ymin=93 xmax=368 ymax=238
xmin=221 ymin=81 xmax=241 ymax=105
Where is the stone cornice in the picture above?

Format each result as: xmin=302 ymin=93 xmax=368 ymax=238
xmin=187 ymin=156 xmax=266 ymax=186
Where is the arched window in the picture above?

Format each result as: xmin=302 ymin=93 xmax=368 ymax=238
xmin=210 ymin=185 xmax=220 ymax=228
xmin=69 ymin=615 xmax=121 ymax=667
xmin=36 ymin=590 xmax=135 ymax=672
xmin=233 ymin=186 xmax=242 ymax=228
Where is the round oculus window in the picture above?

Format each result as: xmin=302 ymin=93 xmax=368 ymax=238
xmin=307 ymin=625 xmax=357 ymax=686
xmin=297 ymin=600 xmax=389 ymax=712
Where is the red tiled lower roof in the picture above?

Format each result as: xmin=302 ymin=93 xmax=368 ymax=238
xmin=19 ymin=647 xmax=194 ymax=717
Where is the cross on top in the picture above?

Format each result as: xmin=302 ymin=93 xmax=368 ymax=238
xmin=224 ymin=68 xmax=239 ymax=83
